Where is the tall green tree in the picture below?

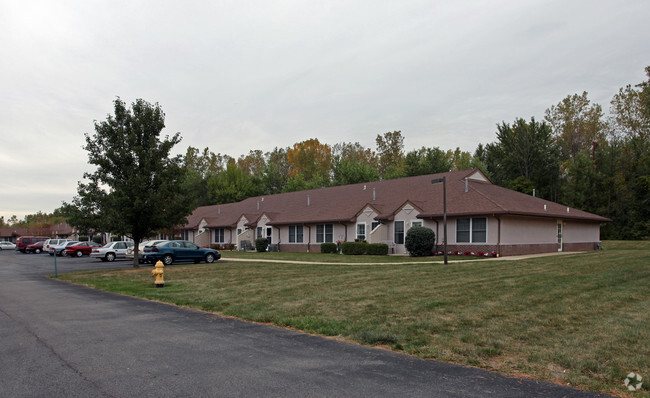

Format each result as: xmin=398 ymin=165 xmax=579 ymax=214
xmin=207 ymin=161 xmax=262 ymax=204
xmin=262 ymin=147 xmax=290 ymax=194
xmin=74 ymin=98 xmax=193 ymax=267
xmin=485 ymin=117 xmax=560 ymax=200
xmin=545 ymin=92 xmax=606 ymax=159
xmin=404 ymin=147 xmax=452 ymax=176
xmin=376 ymin=130 xmax=405 ymax=179
xmin=331 ymin=142 xmax=379 ymax=185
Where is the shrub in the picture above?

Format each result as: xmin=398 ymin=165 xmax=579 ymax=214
xmin=92 ymin=235 xmax=103 ymax=244
xmin=366 ymin=243 xmax=389 ymax=255
xmin=404 ymin=226 xmax=435 ymax=257
xmin=255 ymin=237 xmax=269 ymax=252
xmin=321 ymin=242 xmax=338 ymax=253
xmin=341 ymin=241 xmax=368 ymax=255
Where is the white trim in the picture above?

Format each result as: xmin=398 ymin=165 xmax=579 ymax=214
xmin=356 ymin=222 xmax=366 ymax=240
xmin=394 ymin=220 xmax=405 ymax=245
xmin=410 ymin=219 xmax=423 ymax=228
xmin=456 ymin=217 xmax=488 ymax=243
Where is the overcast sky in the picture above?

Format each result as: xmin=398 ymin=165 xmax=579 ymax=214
xmin=1 ymin=0 xmax=649 ymax=221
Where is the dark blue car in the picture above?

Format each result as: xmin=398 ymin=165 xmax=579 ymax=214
xmin=143 ymin=240 xmax=221 ymax=265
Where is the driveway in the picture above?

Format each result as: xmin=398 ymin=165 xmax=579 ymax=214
xmin=0 ymin=251 xmax=607 ymax=397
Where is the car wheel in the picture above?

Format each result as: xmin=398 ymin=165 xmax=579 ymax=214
xmin=75 ymin=250 xmax=83 ymax=257
xmin=35 ymin=248 xmax=41 ymax=254
xmin=162 ymin=254 xmax=173 ymax=266
xmin=205 ymin=253 xmax=215 ymax=263
xmin=106 ymin=252 xmax=116 ymax=262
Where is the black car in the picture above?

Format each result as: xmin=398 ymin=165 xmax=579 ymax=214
xmin=143 ymin=240 xmax=221 ymax=265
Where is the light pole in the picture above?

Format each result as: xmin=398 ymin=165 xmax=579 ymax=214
xmin=431 ymin=177 xmax=448 ymax=264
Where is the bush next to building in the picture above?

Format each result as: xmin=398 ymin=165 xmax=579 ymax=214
xmin=366 ymin=243 xmax=389 ymax=255
xmin=341 ymin=241 xmax=367 ymax=255
xmin=321 ymin=243 xmax=338 ymax=253
xmin=405 ymin=226 xmax=436 ymax=256
xmin=340 ymin=242 xmax=389 ymax=255
xmin=255 ymin=238 xmax=269 ymax=252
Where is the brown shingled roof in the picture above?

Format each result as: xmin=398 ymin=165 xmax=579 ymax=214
xmin=182 ymin=169 xmax=610 ymax=229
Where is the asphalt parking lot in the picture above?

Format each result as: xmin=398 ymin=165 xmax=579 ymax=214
xmin=0 ymin=250 xmax=609 ymax=397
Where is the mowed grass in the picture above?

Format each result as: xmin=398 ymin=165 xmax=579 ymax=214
xmin=57 ymin=241 xmax=649 ymax=396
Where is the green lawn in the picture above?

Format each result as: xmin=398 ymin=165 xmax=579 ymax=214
xmin=57 ymin=241 xmax=649 ymax=397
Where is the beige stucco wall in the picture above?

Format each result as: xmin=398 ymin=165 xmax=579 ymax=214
xmin=563 ymin=221 xmax=600 ymax=243
xmin=278 ymin=223 xmax=347 ymax=250
xmin=499 ymin=216 xmax=557 ymax=245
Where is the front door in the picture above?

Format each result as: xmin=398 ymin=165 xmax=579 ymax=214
xmin=557 ymin=221 xmax=563 ymax=252
xmin=266 ymin=227 xmax=272 ymax=244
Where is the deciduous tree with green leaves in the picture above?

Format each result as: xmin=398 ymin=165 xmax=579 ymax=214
xmin=73 ymin=98 xmax=193 ymax=267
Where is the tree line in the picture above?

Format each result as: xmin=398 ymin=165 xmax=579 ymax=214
xmin=179 ymin=67 xmax=649 ymax=239
xmin=3 ymin=67 xmax=648 ymax=241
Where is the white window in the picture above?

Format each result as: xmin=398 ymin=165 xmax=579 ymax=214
xmin=456 ymin=217 xmax=487 ymax=243
xmin=394 ymin=221 xmax=405 ymax=244
xmin=289 ymin=225 xmax=304 ymax=243
xmin=316 ymin=224 xmax=333 ymax=243
xmin=214 ymin=228 xmax=225 ymax=243
xmin=356 ymin=223 xmax=366 ymax=241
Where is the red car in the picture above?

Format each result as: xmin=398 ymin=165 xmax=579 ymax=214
xmin=26 ymin=241 xmax=45 ymax=254
xmin=64 ymin=242 xmax=101 ymax=257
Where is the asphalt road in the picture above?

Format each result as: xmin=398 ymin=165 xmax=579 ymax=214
xmin=0 ymin=250 xmax=608 ymax=397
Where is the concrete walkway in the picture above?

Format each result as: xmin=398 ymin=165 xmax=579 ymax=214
xmin=220 ymin=251 xmax=585 ymax=266
xmin=0 ymin=251 xmax=606 ymax=397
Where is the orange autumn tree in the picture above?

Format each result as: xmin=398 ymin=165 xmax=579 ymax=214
xmin=286 ymin=138 xmax=332 ymax=182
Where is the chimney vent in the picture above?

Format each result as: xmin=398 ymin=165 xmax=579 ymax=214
xmin=533 ymin=189 xmax=536 ymax=197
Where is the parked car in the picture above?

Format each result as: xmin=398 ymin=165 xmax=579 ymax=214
xmin=64 ymin=241 xmax=101 ymax=257
xmin=16 ymin=236 xmax=49 ymax=253
xmin=126 ymin=240 xmax=168 ymax=263
xmin=26 ymin=241 xmax=45 ymax=254
xmin=90 ymin=241 xmax=134 ymax=262
xmin=43 ymin=239 xmax=71 ymax=253
xmin=0 ymin=241 xmax=17 ymax=250
xmin=49 ymin=241 xmax=80 ymax=256
xmin=143 ymin=240 xmax=221 ymax=265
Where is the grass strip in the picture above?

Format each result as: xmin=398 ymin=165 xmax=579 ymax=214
xmin=57 ymin=241 xmax=650 ymax=396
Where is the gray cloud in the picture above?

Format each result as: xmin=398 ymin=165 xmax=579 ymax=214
xmin=1 ymin=0 xmax=649 ymax=220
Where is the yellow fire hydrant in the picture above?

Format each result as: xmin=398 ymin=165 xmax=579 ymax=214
xmin=152 ymin=260 xmax=164 ymax=288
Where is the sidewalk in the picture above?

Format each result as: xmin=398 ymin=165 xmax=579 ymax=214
xmin=220 ymin=251 xmax=585 ymax=266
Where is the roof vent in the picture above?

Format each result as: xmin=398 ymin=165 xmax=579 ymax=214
xmin=373 ymin=187 xmax=376 ymax=201
xmin=533 ymin=189 xmax=536 ymax=197
xmin=544 ymin=204 xmax=547 ymax=211
xmin=363 ymin=185 xmax=367 ymax=190
xmin=307 ymin=195 xmax=310 ymax=206
xmin=257 ymin=201 xmax=260 ymax=210
xmin=465 ymin=178 xmax=468 ymax=193
xmin=567 ymin=207 xmax=570 ymax=213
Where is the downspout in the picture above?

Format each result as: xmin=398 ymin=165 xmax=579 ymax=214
xmin=496 ymin=215 xmax=501 ymax=257
xmin=435 ymin=220 xmax=439 ymax=249
xmin=306 ymin=225 xmax=311 ymax=252
xmin=275 ymin=226 xmax=281 ymax=252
